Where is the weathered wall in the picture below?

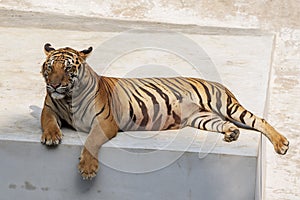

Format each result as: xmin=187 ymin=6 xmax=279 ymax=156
xmin=0 ymin=0 xmax=299 ymax=29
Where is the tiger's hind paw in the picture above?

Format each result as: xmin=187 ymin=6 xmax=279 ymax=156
xmin=274 ymin=136 xmax=289 ymax=155
xmin=224 ymin=128 xmax=240 ymax=142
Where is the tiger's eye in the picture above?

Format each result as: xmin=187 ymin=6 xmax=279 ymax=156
xmin=65 ymin=65 xmax=72 ymax=71
xmin=47 ymin=64 xmax=52 ymax=71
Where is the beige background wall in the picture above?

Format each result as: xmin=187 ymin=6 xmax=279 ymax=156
xmin=0 ymin=0 xmax=299 ymax=29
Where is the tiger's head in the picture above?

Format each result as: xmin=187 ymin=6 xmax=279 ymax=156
xmin=41 ymin=43 xmax=93 ymax=99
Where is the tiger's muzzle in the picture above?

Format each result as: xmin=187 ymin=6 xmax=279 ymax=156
xmin=47 ymin=84 xmax=71 ymax=99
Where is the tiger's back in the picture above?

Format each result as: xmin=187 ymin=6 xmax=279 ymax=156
xmin=105 ymin=77 xmax=231 ymax=132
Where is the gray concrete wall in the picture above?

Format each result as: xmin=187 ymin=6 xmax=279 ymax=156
xmin=0 ymin=137 xmax=257 ymax=200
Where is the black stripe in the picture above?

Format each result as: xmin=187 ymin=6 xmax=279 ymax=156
xmin=90 ymin=104 xmax=105 ymax=126
xmin=129 ymin=102 xmax=135 ymax=121
xmin=44 ymin=103 xmax=61 ymax=124
xmin=212 ymin=119 xmax=222 ymax=130
xmin=51 ymin=51 xmax=75 ymax=58
xmin=190 ymin=116 xmax=201 ymax=127
xmin=202 ymin=117 xmax=219 ymax=130
xmin=239 ymin=110 xmax=247 ymax=124
xmin=199 ymin=114 xmax=211 ymax=118
xmin=140 ymin=79 xmax=172 ymax=115
xmin=80 ymin=62 xmax=86 ymax=75
xmin=198 ymin=81 xmax=212 ymax=110
xmin=139 ymin=87 xmax=160 ymax=121
xmin=122 ymin=102 xmax=136 ymax=131
xmin=45 ymin=103 xmax=54 ymax=110
xmin=217 ymin=123 xmax=223 ymax=132
xmin=50 ymin=97 xmax=63 ymax=112
xmin=211 ymin=83 xmax=215 ymax=95
xmin=73 ymin=72 xmax=97 ymax=109
xmin=126 ymin=79 xmax=144 ymax=97
xmin=132 ymin=93 xmax=149 ymax=128
xmin=64 ymin=52 xmax=76 ymax=57
xmin=231 ymin=104 xmax=239 ymax=115
xmin=102 ymin=78 xmax=113 ymax=97
xmin=215 ymin=86 xmax=223 ymax=115
xmin=78 ymin=88 xmax=100 ymax=119
xmin=101 ymin=79 xmax=114 ymax=121
xmin=150 ymin=79 xmax=172 ymax=115
xmin=173 ymin=78 xmax=193 ymax=99
xmin=249 ymin=112 xmax=253 ymax=118
xmin=104 ymin=106 xmax=111 ymax=120
xmin=198 ymin=119 xmax=204 ymax=129
xmin=252 ymin=118 xmax=256 ymax=128
xmin=51 ymin=98 xmax=72 ymax=122
xmin=226 ymin=96 xmax=233 ymax=117
xmin=165 ymin=123 xmax=176 ymax=130
xmin=189 ymin=82 xmax=205 ymax=109
xmin=172 ymin=111 xmax=181 ymax=124
xmin=118 ymin=81 xmax=133 ymax=101
xmin=161 ymin=79 xmax=183 ymax=102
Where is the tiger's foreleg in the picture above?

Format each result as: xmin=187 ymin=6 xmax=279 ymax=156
xmin=41 ymin=102 xmax=63 ymax=145
xmin=186 ymin=111 xmax=240 ymax=142
xmin=78 ymin=115 xmax=118 ymax=180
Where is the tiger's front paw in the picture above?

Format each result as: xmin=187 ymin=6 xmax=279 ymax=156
xmin=41 ymin=128 xmax=63 ymax=145
xmin=78 ymin=148 xmax=99 ymax=180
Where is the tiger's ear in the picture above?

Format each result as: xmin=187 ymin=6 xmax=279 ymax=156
xmin=44 ymin=43 xmax=55 ymax=56
xmin=79 ymin=47 xmax=93 ymax=60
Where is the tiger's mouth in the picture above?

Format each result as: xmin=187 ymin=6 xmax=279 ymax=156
xmin=47 ymin=84 xmax=70 ymax=99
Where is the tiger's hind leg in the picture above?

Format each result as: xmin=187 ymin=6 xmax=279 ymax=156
xmin=186 ymin=111 xmax=240 ymax=142
xmin=226 ymin=104 xmax=289 ymax=155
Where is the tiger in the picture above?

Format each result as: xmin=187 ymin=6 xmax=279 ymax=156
xmin=40 ymin=43 xmax=289 ymax=180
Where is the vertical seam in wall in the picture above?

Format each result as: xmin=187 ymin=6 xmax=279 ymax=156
xmin=264 ymin=34 xmax=277 ymax=124
xmin=261 ymin=32 xmax=277 ymax=200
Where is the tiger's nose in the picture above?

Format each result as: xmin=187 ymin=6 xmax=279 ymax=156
xmin=50 ymin=83 xmax=61 ymax=89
